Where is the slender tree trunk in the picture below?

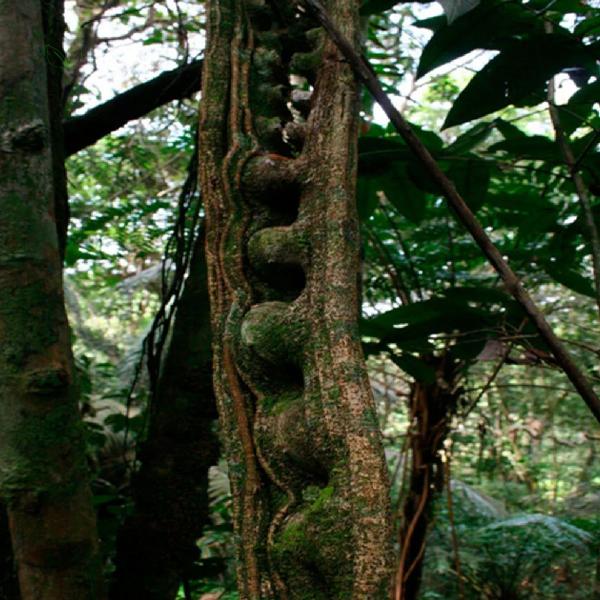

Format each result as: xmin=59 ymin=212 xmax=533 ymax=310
xmin=0 ymin=3 xmax=103 ymax=599
xmin=199 ymin=1 xmax=392 ymax=597
xmin=110 ymin=229 xmax=219 ymax=600
xmin=394 ymin=355 xmax=460 ymax=600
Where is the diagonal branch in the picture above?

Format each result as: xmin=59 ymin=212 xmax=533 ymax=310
xmin=63 ymin=59 xmax=203 ymax=156
xmin=300 ymin=0 xmax=600 ymax=423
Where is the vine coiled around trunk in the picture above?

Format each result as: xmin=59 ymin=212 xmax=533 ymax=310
xmin=199 ymin=2 xmax=392 ymax=597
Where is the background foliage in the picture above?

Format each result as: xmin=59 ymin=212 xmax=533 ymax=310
xmin=62 ymin=0 xmax=600 ymax=597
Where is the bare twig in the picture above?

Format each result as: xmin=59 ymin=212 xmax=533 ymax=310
xmin=300 ymin=0 xmax=600 ymax=423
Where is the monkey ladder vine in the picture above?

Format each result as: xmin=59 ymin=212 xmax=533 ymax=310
xmin=199 ymin=0 xmax=392 ymax=597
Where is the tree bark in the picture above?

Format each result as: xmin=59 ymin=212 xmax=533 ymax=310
xmin=41 ymin=0 xmax=69 ymax=256
xmin=110 ymin=228 xmax=219 ymax=600
xmin=199 ymin=1 xmax=392 ymax=598
xmin=0 ymin=3 xmax=103 ymax=599
xmin=394 ymin=355 xmax=460 ymax=600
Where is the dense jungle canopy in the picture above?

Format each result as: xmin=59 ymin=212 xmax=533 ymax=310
xmin=1 ymin=1 xmax=600 ymax=599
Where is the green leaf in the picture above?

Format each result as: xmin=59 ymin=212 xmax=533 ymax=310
xmin=494 ymin=118 xmax=527 ymax=140
xmin=389 ymin=353 xmax=436 ymax=384
xmin=444 ymin=33 xmax=596 ymax=128
xmin=360 ymin=0 xmax=399 ymax=16
xmin=410 ymin=123 xmax=444 ymax=152
xmin=446 ymin=156 xmax=491 ymax=211
xmin=559 ymin=80 xmax=600 ymax=135
xmin=358 ymin=136 xmax=411 ymax=175
xmin=381 ymin=163 xmax=427 ymax=224
xmin=407 ymin=158 xmax=444 ymax=195
xmin=364 ymin=300 xmax=447 ymax=335
xmin=449 ymin=333 xmax=488 ymax=360
xmin=575 ymin=14 xmax=600 ymax=37
xmin=488 ymin=135 xmax=561 ymax=162
xmin=357 ymin=175 xmax=382 ymax=220
xmin=417 ymin=0 xmax=542 ymax=78
xmin=445 ymin=122 xmax=494 ymax=154
xmin=442 ymin=286 xmax=510 ymax=306
xmin=358 ymin=161 xmax=427 ymax=223
xmin=143 ymin=29 xmax=164 ymax=45
xmin=412 ymin=16 xmax=448 ymax=32
xmin=363 ymin=295 xmax=499 ymax=344
xmin=543 ymin=262 xmax=596 ymax=298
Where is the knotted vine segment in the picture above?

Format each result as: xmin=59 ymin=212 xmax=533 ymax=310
xmin=199 ymin=0 xmax=392 ymax=597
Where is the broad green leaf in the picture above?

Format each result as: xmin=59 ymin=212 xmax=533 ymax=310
xmin=488 ymin=135 xmax=561 ymax=162
xmin=543 ymin=262 xmax=596 ymax=298
xmin=447 ymin=156 xmax=491 ymax=211
xmin=572 ymin=130 xmax=600 ymax=161
xmin=412 ymin=16 xmax=446 ymax=31
xmin=444 ymin=33 xmax=596 ymax=128
xmin=358 ymin=136 xmax=410 ymax=175
xmin=411 ymin=123 xmax=445 ymax=152
xmin=359 ymin=164 xmax=427 ymax=223
xmin=438 ymin=0 xmax=481 ymax=24
xmin=559 ymin=80 xmax=600 ymax=134
xmin=417 ymin=1 xmax=542 ymax=78
xmin=381 ymin=163 xmax=427 ymax=224
xmin=363 ymin=296 xmax=499 ymax=345
xmin=575 ymin=15 xmax=600 ymax=37
xmin=445 ymin=122 xmax=494 ymax=154
xmin=365 ymin=300 xmax=448 ymax=333
xmin=442 ymin=286 xmax=510 ymax=306
xmin=357 ymin=175 xmax=382 ymax=220
xmin=360 ymin=0 xmax=399 ymax=16
xmin=449 ymin=332 xmax=488 ymax=360
xmin=407 ymin=158 xmax=445 ymax=195
xmin=494 ymin=118 xmax=527 ymax=140
xmin=390 ymin=353 xmax=437 ymax=384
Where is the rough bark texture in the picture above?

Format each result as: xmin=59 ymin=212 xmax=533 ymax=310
xmin=394 ymin=356 xmax=459 ymax=600
xmin=110 ymin=229 xmax=219 ymax=600
xmin=41 ymin=0 xmax=69 ymax=256
xmin=199 ymin=1 xmax=392 ymax=598
xmin=0 ymin=3 xmax=103 ymax=599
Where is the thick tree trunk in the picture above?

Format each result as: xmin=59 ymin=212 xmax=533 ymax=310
xmin=0 ymin=3 xmax=103 ymax=599
xmin=110 ymin=229 xmax=219 ymax=600
xmin=199 ymin=1 xmax=392 ymax=598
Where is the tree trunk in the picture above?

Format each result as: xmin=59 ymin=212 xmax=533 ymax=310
xmin=110 ymin=229 xmax=219 ymax=600
xmin=394 ymin=355 xmax=460 ymax=600
xmin=0 ymin=2 xmax=103 ymax=599
xmin=199 ymin=1 xmax=392 ymax=598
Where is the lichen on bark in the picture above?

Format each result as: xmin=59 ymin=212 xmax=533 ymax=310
xmin=199 ymin=1 xmax=392 ymax=597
